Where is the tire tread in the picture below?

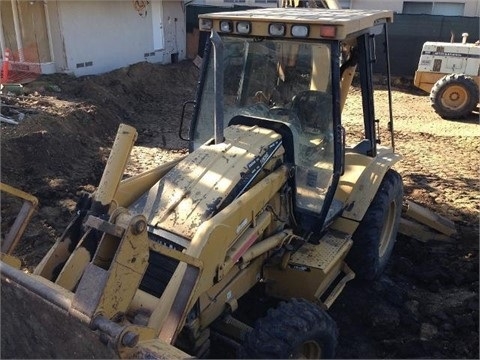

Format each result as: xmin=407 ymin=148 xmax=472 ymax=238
xmin=346 ymin=169 xmax=403 ymax=280
xmin=430 ymin=73 xmax=479 ymax=119
xmin=242 ymin=298 xmax=337 ymax=359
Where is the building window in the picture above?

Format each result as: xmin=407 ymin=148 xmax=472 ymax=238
xmin=225 ymin=0 xmax=247 ymax=3
xmin=402 ymin=1 xmax=465 ymax=16
xmin=254 ymin=0 xmax=278 ymax=3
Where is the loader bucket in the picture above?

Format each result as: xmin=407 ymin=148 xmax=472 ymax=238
xmin=1 ymin=263 xmax=191 ymax=359
xmin=1 ymin=263 xmax=118 ymax=359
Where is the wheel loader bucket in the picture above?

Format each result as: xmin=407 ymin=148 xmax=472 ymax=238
xmin=0 ymin=263 xmax=191 ymax=359
xmin=1 ymin=263 xmax=118 ymax=359
xmin=1 ymin=264 xmax=118 ymax=359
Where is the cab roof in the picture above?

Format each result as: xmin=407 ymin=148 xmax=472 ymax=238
xmin=199 ymin=8 xmax=393 ymax=40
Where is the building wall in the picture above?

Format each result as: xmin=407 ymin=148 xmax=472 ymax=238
xmin=46 ymin=1 xmax=67 ymax=73
xmin=0 ymin=1 xmax=18 ymax=59
xmin=50 ymin=0 xmax=186 ymax=76
xmin=163 ymin=1 xmax=187 ymax=62
xmin=1 ymin=0 xmax=57 ymax=74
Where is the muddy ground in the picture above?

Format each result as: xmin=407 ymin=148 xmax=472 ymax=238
xmin=1 ymin=60 xmax=478 ymax=359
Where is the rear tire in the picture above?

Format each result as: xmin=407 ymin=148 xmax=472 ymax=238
xmin=430 ymin=74 xmax=479 ymax=119
xmin=242 ymin=298 xmax=337 ymax=359
xmin=346 ymin=169 xmax=403 ymax=280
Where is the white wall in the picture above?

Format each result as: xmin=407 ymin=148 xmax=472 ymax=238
xmin=163 ymin=1 xmax=187 ymax=62
xmin=51 ymin=0 xmax=186 ymax=76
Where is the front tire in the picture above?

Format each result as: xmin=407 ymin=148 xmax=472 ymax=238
xmin=346 ymin=169 xmax=403 ymax=280
xmin=430 ymin=74 xmax=479 ymax=119
xmin=242 ymin=298 xmax=338 ymax=359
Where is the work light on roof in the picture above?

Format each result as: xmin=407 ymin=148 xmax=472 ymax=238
xmin=291 ymin=25 xmax=309 ymax=38
xmin=269 ymin=23 xmax=286 ymax=37
xmin=236 ymin=21 xmax=251 ymax=34
xmin=220 ymin=21 xmax=233 ymax=33
xmin=199 ymin=18 xmax=213 ymax=31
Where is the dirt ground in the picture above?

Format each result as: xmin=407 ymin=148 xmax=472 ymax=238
xmin=1 ymin=60 xmax=478 ymax=359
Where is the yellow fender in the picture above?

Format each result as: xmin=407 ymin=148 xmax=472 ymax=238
xmin=333 ymin=149 xmax=402 ymax=233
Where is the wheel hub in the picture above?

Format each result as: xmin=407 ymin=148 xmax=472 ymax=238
xmin=293 ymin=340 xmax=322 ymax=359
xmin=442 ymin=85 xmax=468 ymax=110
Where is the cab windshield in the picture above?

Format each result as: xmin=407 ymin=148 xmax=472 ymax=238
xmin=193 ymin=36 xmax=336 ymax=215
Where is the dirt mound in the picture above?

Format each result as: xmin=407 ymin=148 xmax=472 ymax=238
xmin=0 ymin=60 xmax=478 ymax=359
xmin=1 ymin=60 xmax=197 ymax=265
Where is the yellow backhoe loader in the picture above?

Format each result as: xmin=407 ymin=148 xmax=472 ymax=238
xmin=1 ymin=7 xmax=456 ymax=359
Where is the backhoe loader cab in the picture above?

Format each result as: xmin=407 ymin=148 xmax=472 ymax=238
xmin=1 ymin=8 xmax=403 ymax=360
xmin=190 ymin=8 xmax=397 ymax=236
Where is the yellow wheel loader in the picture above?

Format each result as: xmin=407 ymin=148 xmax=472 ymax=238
xmin=2 ymin=8 xmax=446 ymax=359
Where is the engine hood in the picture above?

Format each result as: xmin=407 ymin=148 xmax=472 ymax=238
xmin=130 ymin=124 xmax=282 ymax=242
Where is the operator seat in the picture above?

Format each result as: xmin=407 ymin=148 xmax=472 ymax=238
xmin=290 ymin=90 xmax=332 ymax=134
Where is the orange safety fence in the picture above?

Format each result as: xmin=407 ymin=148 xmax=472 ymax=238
xmin=1 ymin=44 xmax=42 ymax=84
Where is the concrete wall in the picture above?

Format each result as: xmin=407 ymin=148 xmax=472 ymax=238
xmin=49 ymin=0 xmax=186 ymax=76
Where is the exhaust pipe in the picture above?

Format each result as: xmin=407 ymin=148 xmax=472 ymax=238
xmin=210 ymin=30 xmax=225 ymax=144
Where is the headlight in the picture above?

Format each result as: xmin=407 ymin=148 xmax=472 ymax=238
xmin=220 ymin=21 xmax=233 ymax=33
xmin=269 ymin=23 xmax=285 ymax=36
xmin=236 ymin=21 xmax=251 ymax=34
xmin=199 ymin=18 xmax=213 ymax=31
xmin=291 ymin=25 xmax=309 ymax=38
